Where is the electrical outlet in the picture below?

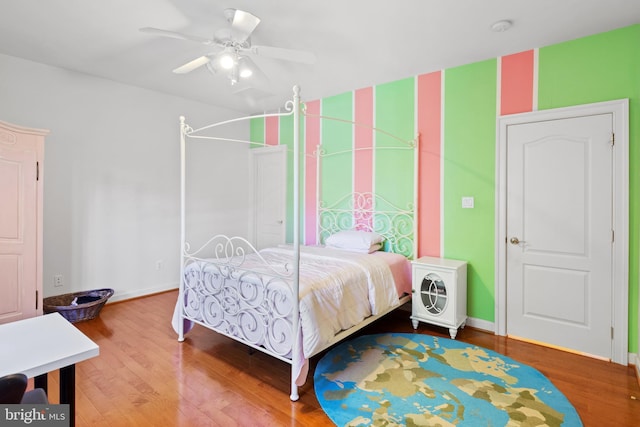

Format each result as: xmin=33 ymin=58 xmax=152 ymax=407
xmin=54 ymin=274 xmax=63 ymax=287
xmin=155 ymin=260 xmax=163 ymax=271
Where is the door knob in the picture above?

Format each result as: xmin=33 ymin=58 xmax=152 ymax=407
xmin=510 ymin=237 xmax=521 ymax=245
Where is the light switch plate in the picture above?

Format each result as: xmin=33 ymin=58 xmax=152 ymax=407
xmin=462 ymin=197 xmax=474 ymax=208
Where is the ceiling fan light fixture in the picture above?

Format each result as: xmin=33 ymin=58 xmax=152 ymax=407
xmin=238 ymin=57 xmax=253 ymax=78
xmin=228 ymin=66 xmax=239 ymax=85
xmin=218 ymin=51 xmax=236 ymax=70
xmin=145 ymin=8 xmax=314 ymax=90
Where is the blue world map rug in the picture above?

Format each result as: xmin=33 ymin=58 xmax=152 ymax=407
xmin=314 ymin=333 xmax=582 ymax=426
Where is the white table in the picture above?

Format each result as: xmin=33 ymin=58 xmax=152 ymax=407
xmin=0 ymin=312 xmax=99 ymax=427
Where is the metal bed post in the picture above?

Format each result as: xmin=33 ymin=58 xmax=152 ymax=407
xmin=413 ymin=133 xmax=420 ymax=259
xmin=315 ymin=143 xmax=322 ymax=245
xmin=290 ymin=85 xmax=301 ymax=401
xmin=178 ymin=116 xmax=187 ymax=342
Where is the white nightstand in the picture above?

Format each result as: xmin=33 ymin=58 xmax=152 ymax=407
xmin=411 ymin=256 xmax=467 ymax=339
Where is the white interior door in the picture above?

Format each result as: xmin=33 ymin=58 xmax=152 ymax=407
xmin=250 ymin=146 xmax=286 ymax=249
xmin=505 ymin=113 xmax=614 ymax=359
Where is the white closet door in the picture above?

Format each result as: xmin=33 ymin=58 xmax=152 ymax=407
xmin=506 ymin=113 xmax=613 ymax=359
xmin=250 ymin=146 xmax=286 ymax=249
xmin=0 ymin=122 xmax=45 ymax=323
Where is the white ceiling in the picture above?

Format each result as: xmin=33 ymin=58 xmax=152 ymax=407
xmin=1 ymin=0 xmax=638 ymax=114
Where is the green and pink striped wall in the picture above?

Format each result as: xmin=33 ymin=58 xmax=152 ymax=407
xmin=250 ymin=24 xmax=640 ymax=351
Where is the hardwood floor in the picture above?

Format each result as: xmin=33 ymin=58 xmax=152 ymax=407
xmin=41 ymin=291 xmax=640 ymax=426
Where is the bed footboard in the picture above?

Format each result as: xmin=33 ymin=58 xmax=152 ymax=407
xmin=181 ymin=258 xmax=296 ymax=360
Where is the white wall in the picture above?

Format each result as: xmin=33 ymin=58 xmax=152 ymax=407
xmin=0 ymin=53 xmax=251 ymax=301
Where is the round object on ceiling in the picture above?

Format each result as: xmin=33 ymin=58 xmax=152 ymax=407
xmin=491 ymin=19 xmax=513 ymax=32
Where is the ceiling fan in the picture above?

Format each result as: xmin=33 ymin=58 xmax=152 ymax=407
xmin=140 ymin=8 xmax=316 ymax=86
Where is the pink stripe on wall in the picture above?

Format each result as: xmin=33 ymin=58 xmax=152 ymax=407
xmin=417 ymin=71 xmax=442 ymax=258
xmin=304 ymin=100 xmax=321 ymax=245
xmin=354 ymin=87 xmax=374 ymax=229
xmin=265 ymin=115 xmax=279 ymax=146
xmin=500 ymin=50 xmax=534 ymax=115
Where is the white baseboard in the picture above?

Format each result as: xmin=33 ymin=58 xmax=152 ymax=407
xmin=107 ymin=282 xmax=179 ymax=304
xmin=466 ymin=316 xmax=495 ymax=333
xmin=466 ymin=317 xmax=640 ymax=369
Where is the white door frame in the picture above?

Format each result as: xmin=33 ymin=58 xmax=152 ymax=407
xmin=495 ymin=99 xmax=629 ymax=364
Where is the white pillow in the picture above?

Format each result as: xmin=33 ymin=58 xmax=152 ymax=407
xmin=351 ymin=242 xmax=383 ymax=254
xmin=325 ymin=230 xmax=384 ymax=253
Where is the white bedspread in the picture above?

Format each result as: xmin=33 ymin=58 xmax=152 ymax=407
xmin=264 ymin=246 xmax=400 ymax=358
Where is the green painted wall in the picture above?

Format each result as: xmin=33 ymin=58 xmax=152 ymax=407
xmin=538 ymin=25 xmax=640 ymax=352
xmin=443 ymin=59 xmax=497 ymax=322
xmin=249 ymin=117 xmax=264 ymax=147
xmin=320 ymin=92 xmax=353 ymax=207
xmin=375 ymin=79 xmax=415 ymax=208
xmin=253 ymin=24 xmax=640 ymax=353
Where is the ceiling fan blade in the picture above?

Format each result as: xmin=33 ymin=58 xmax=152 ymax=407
xmin=229 ymin=9 xmax=261 ymax=44
xmin=139 ymin=27 xmax=214 ymax=46
xmin=248 ymin=45 xmax=316 ymax=64
xmin=172 ymin=55 xmax=211 ymax=74
xmin=238 ymin=56 xmax=269 ymax=83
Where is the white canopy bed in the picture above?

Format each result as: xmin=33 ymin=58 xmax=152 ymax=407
xmin=173 ymin=86 xmax=419 ymax=401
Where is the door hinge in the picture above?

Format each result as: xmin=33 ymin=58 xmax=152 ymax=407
xmin=611 ymin=326 xmax=614 ymax=339
xmin=36 ymin=290 xmax=38 ymax=310
xmin=612 ymin=229 xmax=615 ymax=243
xmin=36 ymin=161 xmax=39 ymax=181
xmin=611 ymin=132 xmax=615 ymax=147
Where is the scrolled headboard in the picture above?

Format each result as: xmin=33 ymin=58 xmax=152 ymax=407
xmin=317 ymin=192 xmax=416 ymax=258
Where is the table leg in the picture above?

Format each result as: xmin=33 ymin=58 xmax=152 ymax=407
xmin=34 ymin=373 xmax=48 ymax=394
xmin=59 ymin=364 xmax=76 ymax=427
